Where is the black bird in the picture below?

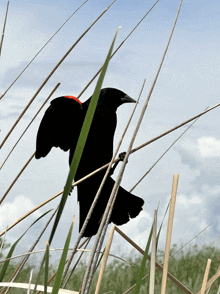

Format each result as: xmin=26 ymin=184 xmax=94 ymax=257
xmin=36 ymin=88 xmax=144 ymax=237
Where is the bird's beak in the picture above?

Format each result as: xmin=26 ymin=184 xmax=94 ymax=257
xmin=121 ymin=94 xmax=136 ymax=104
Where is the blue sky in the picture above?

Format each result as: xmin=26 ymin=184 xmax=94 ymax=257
xmin=1 ymin=0 xmax=220 ymax=265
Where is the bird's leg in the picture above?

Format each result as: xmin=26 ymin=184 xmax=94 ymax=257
xmin=110 ymin=152 xmax=126 ymax=176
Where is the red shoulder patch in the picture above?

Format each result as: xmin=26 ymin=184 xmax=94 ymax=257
xmin=64 ymin=96 xmax=82 ymax=105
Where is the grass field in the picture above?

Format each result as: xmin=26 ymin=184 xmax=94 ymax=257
xmin=1 ymin=242 xmax=220 ymax=293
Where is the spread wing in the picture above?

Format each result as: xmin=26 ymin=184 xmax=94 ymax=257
xmin=35 ymin=97 xmax=83 ymax=159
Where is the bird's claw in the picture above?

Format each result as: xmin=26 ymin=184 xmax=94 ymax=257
xmin=110 ymin=151 xmax=127 ymax=176
xmin=119 ymin=152 xmax=126 ymax=161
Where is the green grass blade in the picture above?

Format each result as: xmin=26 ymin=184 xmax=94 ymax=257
xmin=51 ymin=219 xmax=74 ymax=294
xmin=48 ymin=27 xmax=121 ymax=245
xmin=156 ymin=202 xmax=170 ymax=248
xmin=0 ymin=209 xmax=52 ymax=282
xmin=44 ymin=241 xmax=50 ymax=294
xmin=134 ymin=222 xmax=153 ymax=294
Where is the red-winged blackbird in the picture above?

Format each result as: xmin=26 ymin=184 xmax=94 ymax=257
xmin=36 ymin=88 xmax=144 ymax=237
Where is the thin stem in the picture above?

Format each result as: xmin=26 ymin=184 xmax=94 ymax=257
xmin=0 ymin=152 xmax=35 ymax=205
xmin=61 ymin=78 xmax=144 ymax=288
xmin=0 ymin=83 xmax=60 ymax=170
xmin=75 ymin=82 xmax=146 ymax=294
xmin=0 ymin=0 xmax=116 ymax=149
xmin=95 ymin=226 xmax=115 ymax=294
xmin=0 ymin=1 xmax=9 ymax=57
xmin=0 ymin=1 xmax=88 ymax=99
xmin=81 ymin=0 xmax=183 ymax=291
xmin=130 ymin=107 xmax=209 ymax=192
xmin=131 ymin=101 xmax=220 ymax=156
xmin=77 ymin=0 xmax=159 ymax=99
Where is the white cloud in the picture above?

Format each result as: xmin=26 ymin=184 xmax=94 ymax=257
xmin=178 ymin=193 xmax=203 ymax=208
xmin=0 ymin=195 xmax=41 ymax=232
xmin=198 ymin=136 xmax=220 ymax=157
xmin=121 ymin=210 xmax=152 ymax=246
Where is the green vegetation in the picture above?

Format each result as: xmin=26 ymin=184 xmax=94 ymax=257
xmin=1 ymin=241 xmax=220 ymax=293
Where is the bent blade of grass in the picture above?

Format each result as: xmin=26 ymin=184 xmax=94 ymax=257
xmin=0 ymin=209 xmax=52 ymax=282
xmin=51 ymin=217 xmax=75 ymax=294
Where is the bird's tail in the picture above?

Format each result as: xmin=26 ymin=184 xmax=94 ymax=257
xmin=109 ymin=179 xmax=144 ymax=225
xmin=78 ymin=176 xmax=144 ymax=237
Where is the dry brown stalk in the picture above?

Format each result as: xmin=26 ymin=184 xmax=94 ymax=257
xmin=200 ymin=259 xmax=212 ymax=294
xmin=0 ymin=1 xmax=9 ymax=57
xmin=95 ymin=226 xmax=115 ymax=294
xmin=80 ymin=0 xmax=184 ymax=289
xmin=130 ymin=101 xmax=220 ymax=157
xmin=161 ymin=174 xmax=179 ymax=294
xmin=115 ymin=227 xmax=193 ymax=294
xmin=196 ymin=267 xmax=220 ymax=294
xmin=80 ymin=79 xmax=148 ymax=293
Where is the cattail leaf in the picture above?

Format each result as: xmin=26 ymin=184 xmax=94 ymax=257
xmin=49 ymin=27 xmax=120 ymax=245
xmin=51 ymin=218 xmax=74 ymax=294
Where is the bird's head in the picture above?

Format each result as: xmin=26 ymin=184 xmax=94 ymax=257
xmin=97 ymin=88 xmax=136 ymax=112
